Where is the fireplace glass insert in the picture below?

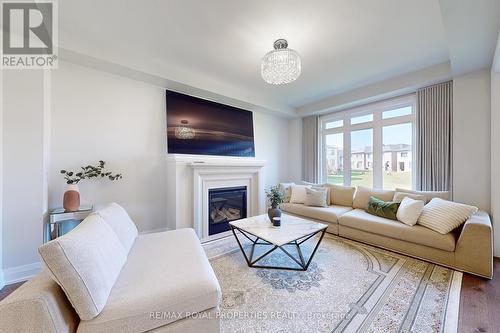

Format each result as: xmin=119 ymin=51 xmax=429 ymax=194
xmin=208 ymin=186 xmax=247 ymax=235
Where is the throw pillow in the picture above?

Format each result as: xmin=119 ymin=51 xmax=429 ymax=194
xmin=325 ymin=184 xmax=356 ymax=206
xmin=353 ymin=186 xmax=395 ymax=210
xmin=366 ymin=196 xmax=399 ymax=220
xmin=417 ymin=198 xmax=478 ymax=234
xmin=289 ymin=185 xmax=311 ymax=204
xmin=38 ymin=214 xmax=127 ymax=320
xmin=396 ymin=197 xmax=425 ymax=226
xmin=393 ymin=191 xmax=426 ymax=203
xmin=278 ymin=182 xmax=295 ymax=203
xmin=395 ymin=188 xmax=449 ymax=203
xmin=304 ymin=188 xmax=328 ymax=207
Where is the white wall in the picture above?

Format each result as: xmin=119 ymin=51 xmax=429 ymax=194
xmin=491 ymin=69 xmax=500 ymax=256
xmin=49 ymin=62 xmax=168 ymax=232
xmin=2 ymin=70 xmax=46 ymax=283
xmin=452 ymin=69 xmax=491 ymax=211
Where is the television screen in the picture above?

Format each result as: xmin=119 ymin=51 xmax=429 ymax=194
xmin=166 ymin=91 xmax=255 ymax=157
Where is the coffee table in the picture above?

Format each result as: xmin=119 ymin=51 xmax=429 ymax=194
xmin=229 ymin=214 xmax=327 ymax=271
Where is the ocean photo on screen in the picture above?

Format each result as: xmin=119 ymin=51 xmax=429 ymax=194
xmin=166 ymin=91 xmax=256 ymax=157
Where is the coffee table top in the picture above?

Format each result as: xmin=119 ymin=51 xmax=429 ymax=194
xmin=229 ymin=214 xmax=327 ymax=246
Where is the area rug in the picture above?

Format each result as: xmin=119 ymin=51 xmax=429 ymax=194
xmin=204 ymin=233 xmax=462 ymax=333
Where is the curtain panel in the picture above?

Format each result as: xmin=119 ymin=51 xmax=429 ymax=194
xmin=302 ymin=115 xmax=319 ymax=183
xmin=415 ymin=81 xmax=453 ymax=193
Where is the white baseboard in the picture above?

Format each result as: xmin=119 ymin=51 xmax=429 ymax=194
xmin=2 ymin=262 xmax=41 ymax=285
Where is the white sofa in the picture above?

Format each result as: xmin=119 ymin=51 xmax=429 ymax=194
xmin=0 ymin=203 xmax=222 ymax=333
xmin=281 ymin=185 xmax=493 ymax=279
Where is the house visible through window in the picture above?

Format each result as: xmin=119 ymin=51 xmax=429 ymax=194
xmin=320 ymin=95 xmax=415 ymax=190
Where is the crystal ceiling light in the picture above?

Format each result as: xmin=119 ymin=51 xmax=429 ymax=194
xmin=175 ymin=120 xmax=195 ymax=139
xmin=261 ymin=39 xmax=301 ymax=85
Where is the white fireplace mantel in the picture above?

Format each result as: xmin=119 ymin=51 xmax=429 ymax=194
xmin=166 ymin=154 xmax=266 ymax=241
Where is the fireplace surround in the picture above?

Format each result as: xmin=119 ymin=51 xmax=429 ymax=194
xmin=166 ymin=154 xmax=266 ymax=242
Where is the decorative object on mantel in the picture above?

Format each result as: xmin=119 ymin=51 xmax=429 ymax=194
xmin=265 ymin=185 xmax=284 ymax=222
xmin=261 ymin=39 xmax=301 ymax=85
xmin=60 ymin=160 xmax=122 ymax=211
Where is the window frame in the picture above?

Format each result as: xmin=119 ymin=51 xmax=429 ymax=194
xmin=319 ymin=94 xmax=416 ymax=189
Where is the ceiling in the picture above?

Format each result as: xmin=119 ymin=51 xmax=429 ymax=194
xmin=57 ymin=0 xmax=500 ymax=116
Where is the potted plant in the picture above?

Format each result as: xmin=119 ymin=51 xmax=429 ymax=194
xmin=60 ymin=160 xmax=122 ymax=211
xmin=265 ymin=185 xmax=284 ymax=222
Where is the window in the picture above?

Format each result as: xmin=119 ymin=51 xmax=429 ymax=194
xmin=350 ymin=129 xmax=373 ymax=187
xmin=325 ymin=133 xmax=343 ymax=184
xmin=325 ymin=120 xmax=343 ymax=129
xmin=382 ymin=123 xmax=412 ymax=190
xmin=351 ymin=114 xmax=373 ymax=125
xmin=320 ymin=96 xmax=415 ymax=189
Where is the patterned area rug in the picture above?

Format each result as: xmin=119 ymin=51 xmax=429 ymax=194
xmin=204 ymin=233 xmax=462 ymax=333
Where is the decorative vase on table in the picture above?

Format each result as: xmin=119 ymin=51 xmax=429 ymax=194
xmin=63 ymin=184 xmax=80 ymax=211
xmin=268 ymin=205 xmax=282 ymax=222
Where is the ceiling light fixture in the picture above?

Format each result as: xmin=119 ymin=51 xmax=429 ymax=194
xmin=261 ymin=39 xmax=301 ymax=85
xmin=175 ymin=120 xmax=195 ymax=139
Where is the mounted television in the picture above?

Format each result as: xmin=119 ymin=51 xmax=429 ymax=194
xmin=166 ymin=91 xmax=255 ymax=157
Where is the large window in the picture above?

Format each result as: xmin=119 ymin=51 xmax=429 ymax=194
xmin=320 ymin=96 xmax=415 ymax=190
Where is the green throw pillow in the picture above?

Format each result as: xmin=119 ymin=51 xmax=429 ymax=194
xmin=366 ymin=196 xmax=399 ymax=220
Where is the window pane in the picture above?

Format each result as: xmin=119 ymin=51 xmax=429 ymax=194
xmin=351 ymin=114 xmax=373 ymax=125
xmin=326 ymin=133 xmax=343 ymax=185
xmin=382 ymin=106 xmax=412 ymax=119
xmin=351 ymin=129 xmax=373 ymax=187
xmin=325 ymin=119 xmax=343 ymax=129
xmin=383 ymin=123 xmax=412 ymax=190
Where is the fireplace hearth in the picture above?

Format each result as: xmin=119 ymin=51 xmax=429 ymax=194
xmin=208 ymin=186 xmax=247 ymax=235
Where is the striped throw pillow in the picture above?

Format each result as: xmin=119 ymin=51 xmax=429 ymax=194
xmin=417 ymin=198 xmax=478 ymax=234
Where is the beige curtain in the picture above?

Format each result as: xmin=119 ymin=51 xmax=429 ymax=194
xmin=416 ymin=81 xmax=453 ymax=192
xmin=302 ymin=115 xmax=319 ymax=183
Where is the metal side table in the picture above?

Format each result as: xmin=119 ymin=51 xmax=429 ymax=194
xmin=44 ymin=205 xmax=93 ymax=243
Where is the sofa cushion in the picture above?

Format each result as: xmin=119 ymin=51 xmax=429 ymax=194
xmin=366 ymin=196 xmax=399 ymax=220
xmin=324 ymin=184 xmax=356 ymax=206
xmin=279 ymin=182 xmax=295 ymax=203
xmin=417 ymin=198 xmax=478 ymax=234
xmin=304 ymin=188 xmax=328 ymax=207
xmin=289 ymin=185 xmax=311 ymax=204
xmin=393 ymin=191 xmax=426 ymax=203
xmin=353 ymin=186 xmax=395 ymax=210
xmin=96 ymin=202 xmax=138 ymax=253
xmin=339 ymin=209 xmax=456 ymax=251
xmin=396 ymin=197 xmax=425 ymax=226
xmin=38 ymin=214 xmax=127 ymax=320
xmin=77 ymin=228 xmax=221 ymax=333
xmin=395 ymin=188 xmax=449 ymax=203
xmin=281 ymin=203 xmax=352 ymax=223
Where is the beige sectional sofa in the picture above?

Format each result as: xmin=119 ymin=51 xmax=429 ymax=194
xmin=281 ymin=186 xmax=493 ymax=279
xmin=0 ymin=203 xmax=221 ymax=333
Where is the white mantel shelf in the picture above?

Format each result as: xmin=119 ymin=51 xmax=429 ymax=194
xmin=166 ymin=154 xmax=267 ymax=242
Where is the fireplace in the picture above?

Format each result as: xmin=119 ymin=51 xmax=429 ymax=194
xmin=208 ymin=186 xmax=247 ymax=235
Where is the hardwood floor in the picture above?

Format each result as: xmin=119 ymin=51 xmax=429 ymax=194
xmin=0 ymin=260 xmax=499 ymax=331
xmin=0 ymin=281 xmax=24 ymax=302
xmin=458 ymin=257 xmax=500 ymax=333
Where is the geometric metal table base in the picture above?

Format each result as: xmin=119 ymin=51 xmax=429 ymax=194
xmin=230 ymin=226 xmax=327 ymax=271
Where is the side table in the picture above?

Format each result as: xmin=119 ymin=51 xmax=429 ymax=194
xmin=44 ymin=205 xmax=94 ymax=243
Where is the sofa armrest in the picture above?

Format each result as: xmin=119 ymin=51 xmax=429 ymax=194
xmin=455 ymin=211 xmax=493 ymax=279
xmin=0 ymin=271 xmax=79 ymax=333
